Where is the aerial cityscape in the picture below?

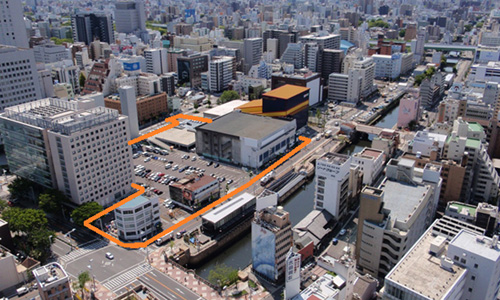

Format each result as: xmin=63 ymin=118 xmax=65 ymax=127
xmin=0 ymin=0 xmax=499 ymax=299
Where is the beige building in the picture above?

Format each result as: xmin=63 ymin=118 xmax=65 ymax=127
xmin=105 ymin=92 xmax=168 ymax=125
xmin=33 ymin=262 xmax=72 ymax=300
xmin=173 ymin=36 xmax=212 ymax=52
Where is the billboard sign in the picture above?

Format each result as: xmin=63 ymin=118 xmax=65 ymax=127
xmin=252 ymin=223 xmax=276 ymax=281
xmin=123 ymin=62 xmax=141 ymax=71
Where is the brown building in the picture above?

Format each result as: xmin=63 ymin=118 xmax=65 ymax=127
xmin=169 ymin=175 xmax=220 ymax=210
xmin=82 ymin=59 xmax=110 ymax=95
xmin=33 ymin=263 xmax=72 ymax=300
xmin=105 ymin=92 xmax=168 ymax=125
xmin=368 ymin=35 xmax=407 ymax=56
xmin=404 ymin=23 xmax=417 ymax=41
xmin=174 ymin=23 xmax=193 ymax=36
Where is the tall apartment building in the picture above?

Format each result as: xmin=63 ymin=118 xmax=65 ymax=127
xmin=299 ymin=33 xmax=341 ymax=50
xmin=252 ymin=206 xmax=293 ymax=282
xmin=443 ymin=118 xmax=499 ymax=204
xmin=383 ymin=227 xmax=500 ymax=300
xmin=115 ymin=194 xmax=160 ymax=240
xmin=71 ymin=12 xmax=115 ymax=45
xmin=0 ymin=98 xmax=133 ymax=206
xmin=315 ymin=153 xmax=352 ymax=220
xmin=144 ymin=48 xmax=168 ymax=75
xmin=243 ymin=38 xmax=263 ymax=74
xmin=0 ymin=46 xmax=43 ymax=112
xmin=414 ymin=29 xmax=426 ymax=64
xmin=114 ymin=0 xmax=146 ymax=34
xmin=350 ymin=56 xmax=376 ymax=98
xmin=33 ymin=44 xmax=71 ymax=64
xmin=202 ymin=56 xmax=235 ymax=93
xmin=0 ymin=0 xmax=29 ymax=48
xmin=280 ymin=43 xmax=305 ymax=69
xmin=33 ymin=263 xmax=72 ymax=300
xmin=352 ymin=148 xmax=384 ymax=185
xmin=328 ymin=71 xmax=362 ymax=104
xmin=177 ymin=54 xmax=209 ymax=88
xmin=356 ymin=158 xmax=441 ymax=279
xmin=321 ymin=49 xmax=344 ymax=82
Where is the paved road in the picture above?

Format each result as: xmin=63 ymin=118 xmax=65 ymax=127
xmin=138 ymin=268 xmax=201 ymax=300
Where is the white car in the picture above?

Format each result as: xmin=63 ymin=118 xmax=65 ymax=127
xmin=105 ymin=252 xmax=114 ymax=260
xmin=16 ymin=287 xmax=29 ymax=295
xmin=144 ymin=157 xmax=151 ymax=162
xmin=339 ymin=229 xmax=347 ymax=236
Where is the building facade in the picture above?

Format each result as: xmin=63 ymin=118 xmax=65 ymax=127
xmin=33 ymin=263 xmax=72 ymax=300
xmin=115 ymin=195 xmax=160 ymax=240
xmin=0 ymin=0 xmax=29 ymax=48
xmin=71 ymin=12 xmax=115 ymax=45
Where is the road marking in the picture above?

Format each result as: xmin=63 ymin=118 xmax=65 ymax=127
xmin=176 ymin=288 xmax=185 ymax=294
xmin=144 ymin=273 xmax=186 ymax=300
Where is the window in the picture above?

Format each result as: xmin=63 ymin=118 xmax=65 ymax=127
xmin=474 ymin=263 xmax=478 ymax=268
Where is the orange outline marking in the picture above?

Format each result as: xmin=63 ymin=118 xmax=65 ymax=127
xmin=84 ymin=113 xmax=311 ymax=248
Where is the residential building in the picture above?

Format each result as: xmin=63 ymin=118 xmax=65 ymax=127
xmin=54 ymin=83 xmax=74 ymax=99
xmin=352 ymin=148 xmax=384 ymax=185
xmin=71 ymin=12 xmax=115 ymax=45
xmin=356 ymin=158 xmax=441 ymax=279
xmin=408 ymin=131 xmax=447 ymax=157
xmin=292 ymin=274 xmax=342 ymax=300
xmin=315 ymin=153 xmax=351 ymax=220
xmin=280 ymin=43 xmax=304 ymax=69
xmin=328 ymin=71 xmax=362 ymax=104
xmin=252 ymin=206 xmax=293 ymax=282
xmin=321 ymin=49 xmax=344 ymax=82
xmin=397 ymin=94 xmax=421 ymax=128
xmin=167 ymin=48 xmax=186 ymax=72
xmin=160 ymin=73 xmax=175 ymax=96
xmin=169 ymin=176 xmax=220 ymax=210
xmin=195 ymin=111 xmax=296 ymax=169
xmin=144 ymin=48 xmax=168 ymax=75
xmin=0 ymin=244 xmax=37 ymax=292
xmin=0 ymin=0 xmax=29 ymax=48
xmin=243 ymin=38 xmax=263 ymax=74
xmin=33 ymin=44 xmax=71 ymax=64
xmin=114 ymin=0 xmax=146 ymax=34
xmin=372 ymin=54 xmax=402 ymax=80
xmin=82 ymin=59 xmax=122 ymax=96
xmin=445 ymin=201 xmax=499 ymax=236
xmin=33 ymin=263 xmax=72 ymax=300
xmin=177 ymin=54 xmax=209 ymax=88
xmin=349 ymin=56 xmax=377 ymax=98
xmin=50 ymin=60 xmax=81 ymax=95
xmin=0 ymin=46 xmax=43 ymax=112
xmin=0 ymin=98 xmax=133 ymax=206
xmin=299 ymin=33 xmax=341 ymax=50
xmin=38 ymin=68 xmax=55 ymax=99
xmin=105 ymin=91 xmax=168 ymax=126
xmin=480 ymin=30 xmax=500 ymax=47
xmin=115 ymin=195 xmax=160 ymax=240
xmin=203 ymin=56 xmax=235 ymax=93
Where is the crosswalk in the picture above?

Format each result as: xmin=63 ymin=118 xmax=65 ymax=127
xmin=59 ymin=239 xmax=109 ymax=263
xmin=102 ymin=263 xmax=153 ymax=292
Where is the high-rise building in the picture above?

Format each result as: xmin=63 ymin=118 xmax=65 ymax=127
xmin=177 ymin=54 xmax=209 ymax=88
xmin=114 ymin=0 xmax=146 ymax=34
xmin=252 ymin=205 xmax=293 ymax=282
xmin=280 ymin=43 xmax=305 ymax=69
xmin=321 ymin=49 xmax=344 ymax=82
xmin=0 ymin=98 xmax=133 ymax=206
xmin=300 ymin=33 xmax=341 ymax=50
xmin=315 ymin=153 xmax=352 ymax=220
xmin=144 ymin=48 xmax=168 ymax=75
xmin=0 ymin=0 xmax=29 ymax=48
xmin=352 ymin=148 xmax=385 ymax=185
xmin=414 ymin=29 xmax=426 ymax=64
xmin=71 ymin=12 xmax=115 ymax=45
xmin=328 ymin=71 xmax=363 ymax=104
xmin=0 ymin=46 xmax=43 ymax=112
xmin=203 ymin=56 xmax=235 ymax=93
xmin=356 ymin=158 xmax=441 ymax=279
xmin=33 ymin=263 xmax=72 ymax=300
xmin=284 ymin=249 xmax=301 ymax=300
xmin=243 ymin=38 xmax=263 ymax=74
xmin=118 ymin=86 xmax=140 ymax=139
xmin=160 ymin=73 xmax=175 ymax=96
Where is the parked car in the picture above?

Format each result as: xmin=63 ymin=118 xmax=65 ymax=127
xmin=214 ymin=163 xmax=220 ymax=168
xmin=16 ymin=287 xmax=29 ymax=295
xmin=144 ymin=157 xmax=151 ymax=162
xmin=339 ymin=229 xmax=347 ymax=236
xmin=105 ymin=252 xmax=114 ymax=259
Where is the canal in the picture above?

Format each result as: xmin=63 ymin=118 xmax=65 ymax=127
xmin=195 ymin=103 xmax=400 ymax=279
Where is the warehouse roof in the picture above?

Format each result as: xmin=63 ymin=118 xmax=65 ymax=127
xmin=262 ymin=84 xmax=309 ymax=99
xmin=202 ymin=193 xmax=255 ymax=224
xmin=197 ymin=111 xmax=294 ymax=140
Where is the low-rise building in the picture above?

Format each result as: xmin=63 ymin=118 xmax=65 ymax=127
xmin=33 ymin=263 xmax=72 ymax=300
xmin=115 ymin=195 xmax=160 ymax=241
xmin=446 ymin=201 xmax=499 ymax=236
xmin=169 ymin=176 xmax=220 ymax=210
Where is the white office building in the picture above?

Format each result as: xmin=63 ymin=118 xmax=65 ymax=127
xmin=328 ymin=71 xmax=362 ymax=104
xmin=408 ymin=131 xmax=447 ymax=157
xmin=115 ymin=195 xmax=160 ymax=240
xmin=352 ymin=148 xmax=385 ymax=185
xmin=0 ymin=46 xmax=43 ymax=112
xmin=243 ymin=38 xmax=263 ymax=74
xmin=144 ymin=48 xmax=168 ymax=75
xmin=0 ymin=0 xmax=29 ymax=48
xmin=204 ymin=56 xmax=234 ymax=93
xmin=480 ymin=30 xmax=500 ymax=47
xmin=0 ymin=98 xmax=133 ymax=206
xmin=349 ymin=56 xmax=376 ymax=98
xmin=299 ymin=32 xmax=341 ymax=50
xmin=373 ymin=53 xmax=402 ymax=80
xmin=285 ymin=249 xmax=301 ymax=300
xmin=468 ymin=61 xmax=500 ymax=83
xmin=315 ymin=153 xmax=352 ymax=220
xmin=33 ymin=44 xmax=72 ymax=64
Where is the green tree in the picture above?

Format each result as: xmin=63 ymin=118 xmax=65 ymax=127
xmin=207 ymin=95 xmax=212 ymax=108
xmin=2 ymin=207 xmax=48 ymax=233
xmin=8 ymin=177 xmax=34 ymax=201
xmin=28 ymin=228 xmax=56 ymax=260
xmin=208 ymin=263 xmax=239 ymax=287
xmin=79 ymin=73 xmax=86 ymax=88
xmin=219 ymin=90 xmax=240 ymax=103
xmin=399 ymin=29 xmax=406 ymax=38
xmin=368 ymin=19 xmax=389 ymax=28
xmin=0 ymin=198 xmax=7 ymax=213
xmin=50 ymin=37 xmax=73 ymax=45
xmin=464 ymin=24 xmax=473 ymax=32
xmin=476 ymin=22 xmax=484 ymax=29
xmin=77 ymin=271 xmax=91 ymax=299
xmin=71 ymin=202 xmax=103 ymax=227
xmin=39 ymin=189 xmax=68 ymax=214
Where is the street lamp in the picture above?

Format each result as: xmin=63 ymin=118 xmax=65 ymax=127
xmin=66 ymin=228 xmax=76 ymax=251
xmin=87 ymin=259 xmax=96 ymax=295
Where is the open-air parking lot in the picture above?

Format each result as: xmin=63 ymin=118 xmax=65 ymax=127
xmin=132 ymin=144 xmax=249 ymax=205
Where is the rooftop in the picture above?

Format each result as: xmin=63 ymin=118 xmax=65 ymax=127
xmin=117 ymin=195 xmax=151 ymax=210
xmin=385 ymin=227 xmax=467 ymax=300
xmin=468 ymin=122 xmax=484 ymax=133
xmin=33 ymin=262 xmax=69 ymax=290
xmin=203 ymin=100 xmax=248 ymax=118
xmin=197 ymin=111 xmax=294 ymax=140
xmin=355 ymin=147 xmax=384 ymax=160
xmin=450 ymin=230 xmax=500 ymax=261
xmin=319 ymin=152 xmax=350 ymax=165
xmin=381 ymin=180 xmax=430 ymax=223
xmin=262 ymin=84 xmax=310 ymax=99
xmin=202 ymin=193 xmax=255 ymax=224
xmin=446 ymin=202 xmax=477 ymax=217
xmin=465 ymin=138 xmax=481 ymax=149
xmin=171 ymin=175 xmax=218 ymax=191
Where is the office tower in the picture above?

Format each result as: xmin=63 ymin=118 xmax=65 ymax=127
xmin=144 ymin=48 xmax=168 ymax=75
xmin=304 ymin=43 xmax=320 ymax=72
xmin=167 ymin=48 xmax=186 ymax=72
xmin=177 ymin=54 xmax=209 ymax=88
xmin=404 ymin=22 xmax=417 ymax=41
xmin=359 ymin=0 xmax=374 ymax=14
xmin=321 ymin=49 xmax=344 ymax=82
xmin=114 ymin=0 xmax=146 ymax=34
xmin=243 ymin=38 xmax=263 ymax=74
xmin=355 ymin=158 xmax=441 ymax=279
xmin=33 ymin=44 xmax=72 ymax=64
xmin=160 ymin=73 xmax=175 ymax=96
xmin=315 ymin=153 xmax=352 ymax=220
xmin=299 ymin=33 xmax=341 ymax=50
xmin=284 ymin=249 xmax=301 ymax=300
xmin=71 ymin=12 xmax=115 ymax=45
xmin=278 ymin=33 xmax=295 ymax=59
xmin=33 ymin=263 xmax=72 ymax=300
xmin=204 ymin=56 xmax=235 ymax=93
xmin=280 ymin=43 xmax=305 ymax=69
xmin=252 ymin=206 xmax=293 ymax=282
xmin=0 ymin=46 xmax=43 ymax=112
xmin=414 ymin=29 xmax=426 ymax=64
xmin=328 ymin=71 xmax=362 ymax=104
xmin=267 ymin=38 xmax=279 ymax=60
xmin=118 ymin=86 xmax=139 ymax=139
xmin=38 ymin=68 xmax=55 ymax=98
xmin=0 ymin=98 xmax=133 ymax=206
xmin=372 ymin=53 xmax=402 ymax=80
xmin=0 ymin=0 xmax=29 ymax=48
